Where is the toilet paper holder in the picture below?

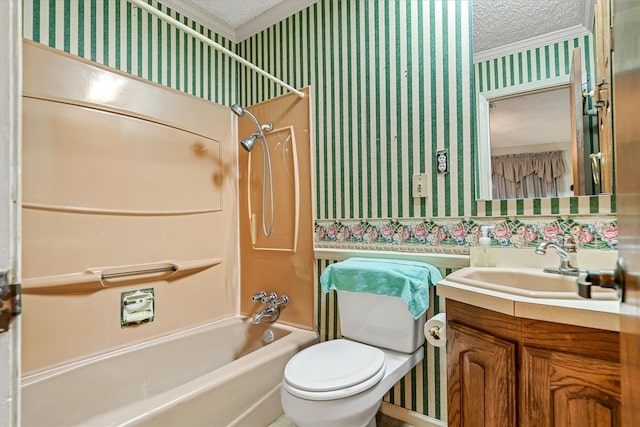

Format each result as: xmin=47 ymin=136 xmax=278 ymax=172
xmin=427 ymin=325 xmax=442 ymax=340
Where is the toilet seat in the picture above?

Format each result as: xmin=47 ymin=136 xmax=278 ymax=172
xmin=283 ymin=339 xmax=386 ymax=401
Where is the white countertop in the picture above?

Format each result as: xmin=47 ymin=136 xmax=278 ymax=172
xmin=437 ymin=274 xmax=621 ymax=332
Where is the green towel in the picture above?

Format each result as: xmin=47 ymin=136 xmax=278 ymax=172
xmin=320 ymin=257 xmax=443 ymax=319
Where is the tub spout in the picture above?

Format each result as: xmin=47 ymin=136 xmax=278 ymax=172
xmin=252 ymin=306 xmax=280 ymax=324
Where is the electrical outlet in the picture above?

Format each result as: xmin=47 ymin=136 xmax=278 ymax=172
xmin=412 ymin=173 xmax=429 ymax=198
xmin=436 ymin=149 xmax=449 ymax=174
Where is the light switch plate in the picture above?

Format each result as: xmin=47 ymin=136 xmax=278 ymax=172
xmin=412 ymin=173 xmax=429 ymax=198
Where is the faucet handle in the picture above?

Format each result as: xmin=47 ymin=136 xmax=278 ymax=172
xmin=576 ymin=259 xmax=624 ymax=300
xmin=251 ymin=291 xmax=267 ymax=302
xmin=273 ymin=295 xmax=288 ymax=307
xmin=562 ymin=234 xmax=577 ymax=252
xmin=262 ymin=292 xmax=278 ymax=304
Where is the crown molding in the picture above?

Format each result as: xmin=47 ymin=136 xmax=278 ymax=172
xmin=473 ymin=23 xmax=592 ymax=64
xmin=235 ymin=0 xmax=318 ymax=41
xmin=157 ymin=0 xmax=318 ymax=43
xmin=474 ymin=0 xmax=594 ymax=64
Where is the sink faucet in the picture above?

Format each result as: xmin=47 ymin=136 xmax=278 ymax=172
xmin=535 ymin=235 xmax=578 ymax=274
xmin=251 ymin=291 xmax=288 ymax=324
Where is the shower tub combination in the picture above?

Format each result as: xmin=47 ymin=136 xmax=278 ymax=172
xmin=21 ymin=317 xmax=317 ymax=426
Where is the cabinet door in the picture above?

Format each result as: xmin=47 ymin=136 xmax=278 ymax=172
xmin=447 ymin=321 xmax=517 ymax=427
xmin=522 ymin=346 xmax=621 ymax=427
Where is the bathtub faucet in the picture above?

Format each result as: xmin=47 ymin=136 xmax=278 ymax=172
xmin=251 ymin=291 xmax=289 ymax=324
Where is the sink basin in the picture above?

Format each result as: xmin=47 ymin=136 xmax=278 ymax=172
xmin=444 ymin=267 xmax=619 ymax=300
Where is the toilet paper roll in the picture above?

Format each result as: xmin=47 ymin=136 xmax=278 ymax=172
xmin=424 ymin=313 xmax=447 ymax=347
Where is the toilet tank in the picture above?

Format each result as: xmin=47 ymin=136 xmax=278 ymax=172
xmin=336 ymin=290 xmax=426 ymax=353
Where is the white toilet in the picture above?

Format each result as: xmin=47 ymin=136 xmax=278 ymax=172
xmin=280 ymin=290 xmax=426 ymax=427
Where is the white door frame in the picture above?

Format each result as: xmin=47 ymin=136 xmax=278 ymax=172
xmin=0 ymin=1 xmax=22 ymax=425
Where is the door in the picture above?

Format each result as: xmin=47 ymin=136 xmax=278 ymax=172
xmin=0 ymin=1 xmax=22 ymax=425
xmin=614 ymin=0 xmax=640 ymax=425
xmin=476 ymin=94 xmax=492 ymax=200
xmin=569 ymin=47 xmax=586 ymax=195
xmin=594 ymin=0 xmax=614 ymax=193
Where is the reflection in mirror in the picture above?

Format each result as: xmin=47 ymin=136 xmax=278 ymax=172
xmin=475 ymin=58 xmax=605 ymax=201
xmin=487 ymin=87 xmax=574 ymax=199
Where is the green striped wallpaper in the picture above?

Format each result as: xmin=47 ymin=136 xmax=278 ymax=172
xmin=23 ymin=0 xmax=238 ymax=105
xmin=239 ymin=0 xmax=476 ymax=221
xmin=475 ymin=35 xmax=594 ymax=93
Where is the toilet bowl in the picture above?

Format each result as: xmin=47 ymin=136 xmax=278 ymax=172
xmin=281 ymin=338 xmax=424 ymax=427
xmin=280 ymin=288 xmax=427 ymax=427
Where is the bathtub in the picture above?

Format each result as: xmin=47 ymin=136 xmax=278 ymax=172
xmin=21 ymin=316 xmax=318 ymax=426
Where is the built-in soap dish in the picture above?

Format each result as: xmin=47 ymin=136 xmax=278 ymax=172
xmin=121 ymin=288 xmax=155 ymax=328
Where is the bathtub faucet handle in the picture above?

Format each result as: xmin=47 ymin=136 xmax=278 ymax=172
xmin=261 ymin=292 xmax=278 ymax=304
xmin=274 ymin=295 xmax=288 ymax=308
xmin=251 ymin=291 xmax=267 ymax=302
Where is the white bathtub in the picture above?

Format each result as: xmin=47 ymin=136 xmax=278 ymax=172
xmin=21 ymin=316 xmax=318 ymax=426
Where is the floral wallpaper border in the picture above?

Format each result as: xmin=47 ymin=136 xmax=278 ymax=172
xmin=314 ymin=216 xmax=618 ymax=254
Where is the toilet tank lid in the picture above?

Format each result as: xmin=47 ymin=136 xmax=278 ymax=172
xmin=284 ymin=340 xmax=385 ymax=392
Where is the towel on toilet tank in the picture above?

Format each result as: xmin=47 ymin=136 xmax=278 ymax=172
xmin=320 ymin=257 xmax=443 ymax=319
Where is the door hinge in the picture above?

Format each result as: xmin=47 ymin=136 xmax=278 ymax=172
xmin=0 ymin=270 xmax=21 ymax=333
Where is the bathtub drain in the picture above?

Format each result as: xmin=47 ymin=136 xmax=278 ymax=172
xmin=262 ymin=329 xmax=275 ymax=344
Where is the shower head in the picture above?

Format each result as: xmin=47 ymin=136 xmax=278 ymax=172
xmin=230 ymin=103 xmax=263 ymax=131
xmin=230 ymin=103 xmax=245 ymax=117
xmin=240 ymin=134 xmax=258 ymax=152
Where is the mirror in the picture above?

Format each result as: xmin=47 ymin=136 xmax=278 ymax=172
xmin=478 ymin=85 xmax=575 ymax=200
xmin=474 ymin=0 xmax=614 ymax=201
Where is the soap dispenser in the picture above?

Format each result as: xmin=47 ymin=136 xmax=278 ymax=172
xmin=476 ymin=226 xmax=495 ymax=267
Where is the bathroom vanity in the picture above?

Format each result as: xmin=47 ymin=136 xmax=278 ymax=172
xmin=439 ymin=268 xmax=621 ymax=427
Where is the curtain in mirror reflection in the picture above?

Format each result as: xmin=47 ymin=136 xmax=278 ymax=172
xmin=491 ymin=151 xmax=570 ymax=199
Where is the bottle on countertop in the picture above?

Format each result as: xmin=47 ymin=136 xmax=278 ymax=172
xmin=475 ymin=226 xmax=495 ymax=267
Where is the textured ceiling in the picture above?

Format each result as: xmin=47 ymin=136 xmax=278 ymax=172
xmin=180 ymin=0 xmax=285 ymax=28
xmin=473 ymin=0 xmax=588 ymax=54
xmin=164 ymin=0 xmax=590 ymax=51
xmin=158 ymin=0 xmax=314 ymax=41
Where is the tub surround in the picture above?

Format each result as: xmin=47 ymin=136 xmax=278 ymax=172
xmin=239 ymin=88 xmax=316 ymax=331
xmin=21 ymin=41 xmax=239 ymax=374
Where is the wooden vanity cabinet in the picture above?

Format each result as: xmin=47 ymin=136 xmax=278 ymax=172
xmin=446 ymin=300 xmax=621 ymax=427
